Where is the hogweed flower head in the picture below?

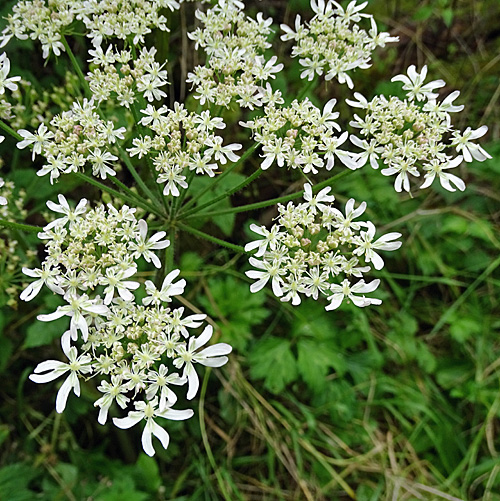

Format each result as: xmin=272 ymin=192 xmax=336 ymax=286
xmin=23 ymin=196 xmax=232 ymax=456
xmin=245 ymin=183 xmax=401 ymax=310
xmin=347 ymin=66 xmax=491 ymax=193
xmin=281 ymin=0 xmax=398 ymax=88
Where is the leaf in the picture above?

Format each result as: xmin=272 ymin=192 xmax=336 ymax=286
xmin=297 ymin=339 xmax=346 ymax=392
xmin=24 ymin=315 xmax=67 ymax=348
xmin=0 ymin=463 xmax=38 ymax=501
xmin=134 ymin=454 xmax=161 ymax=493
xmin=249 ymin=337 xmax=297 ymax=394
xmin=190 ymin=171 xmax=245 ymax=236
xmin=198 ymin=276 xmax=270 ymax=350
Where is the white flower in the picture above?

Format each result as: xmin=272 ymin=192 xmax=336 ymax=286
xmin=99 ymin=266 xmax=140 ymax=305
xmin=303 ymin=183 xmax=335 ymax=214
xmin=245 ymin=224 xmax=281 ymax=257
xmin=0 ymin=52 xmax=21 ymax=94
xmin=129 ymin=219 xmax=170 ymax=268
xmin=391 ymin=65 xmax=445 ymax=101
xmin=173 ymin=325 xmax=232 ymax=400
xmin=423 ymin=90 xmax=464 ymax=114
xmin=246 ymin=256 xmax=285 ymax=296
xmin=146 ymin=365 xmax=186 ymax=411
xmin=353 ymin=222 xmax=402 ymax=270
xmin=0 ymin=176 xmax=6 ymax=206
xmin=37 ymin=293 xmax=109 ymax=342
xmin=143 ymin=269 xmax=186 ymax=306
xmin=17 ymin=124 xmax=55 ymax=160
xmin=89 ymin=148 xmax=118 ymax=179
xmin=20 ymin=264 xmax=65 ymax=301
xmin=420 ymin=156 xmax=465 ymax=192
xmin=451 ymin=126 xmax=491 ymax=163
xmin=113 ymin=398 xmax=194 ymax=457
xmin=29 ymin=345 xmax=92 ymax=413
xmin=44 ymin=195 xmax=88 ymax=230
xmin=381 ymin=159 xmax=420 ymax=193
xmin=94 ymin=375 xmax=130 ymax=425
xmin=326 ymin=278 xmax=381 ymax=310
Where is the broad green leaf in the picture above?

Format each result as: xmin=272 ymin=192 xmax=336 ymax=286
xmin=24 ymin=315 xmax=67 ymax=348
xmin=249 ymin=337 xmax=297 ymax=393
xmin=297 ymin=339 xmax=346 ymax=392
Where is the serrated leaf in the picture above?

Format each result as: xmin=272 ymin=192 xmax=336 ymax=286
xmin=249 ymin=337 xmax=297 ymax=393
xmin=0 ymin=463 xmax=38 ymax=501
xmin=198 ymin=276 xmax=270 ymax=350
xmin=297 ymin=339 xmax=346 ymax=392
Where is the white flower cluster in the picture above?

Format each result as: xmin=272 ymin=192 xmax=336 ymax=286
xmin=0 ymin=168 xmax=36 ymax=309
xmin=22 ymin=195 xmax=231 ymax=456
xmin=280 ymin=0 xmax=398 ymax=87
xmin=0 ymin=0 xmax=180 ymax=57
xmin=88 ymin=45 xmax=169 ymax=106
xmin=245 ymin=183 xmax=401 ymax=310
xmin=128 ymin=103 xmax=241 ymax=196
xmin=0 ymin=52 xmax=21 ymax=125
xmin=16 ymin=98 xmax=125 ymax=183
xmin=187 ymin=0 xmax=283 ymax=108
xmin=348 ymin=65 xmax=491 ymax=192
xmin=241 ymin=97 xmax=358 ymax=172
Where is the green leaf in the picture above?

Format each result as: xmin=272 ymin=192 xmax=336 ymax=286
xmin=134 ymin=454 xmax=161 ymax=493
xmin=442 ymin=8 xmax=454 ymax=27
xmin=24 ymin=315 xmax=67 ymax=348
xmin=198 ymin=276 xmax=270 ymax=351
xmin=297 ymin=339 xmax=346 ymax=392
xmin=249 ymin=337 xmax=297 ymax=394
xmin=0 ymin=463 xmax=38 ymax=501
xmin=190 ymin=171 xmax=245 ymax=236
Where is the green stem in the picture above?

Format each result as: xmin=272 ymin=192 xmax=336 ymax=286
xmin=180 ymin=143 xmax=259 ymax=213
xmin=72 ymin=172 xmax=165 ymax=218
xmin=115 ymin=143 xmax=163 ymax=209
xmin=0 ymin=219 xmax=43 ymax=233
xmin=199 ymin=369 xmax=233 ymax=501
xmin=297 ymin=79 xmax=315 ymax=101
xmin=177 ymin=223 xmax=247 ymax=254
xmin=184 ymin=168 xmax=353 ymax=220
xmin=0 ymin=120 xmax=22 ymax=141
xmin=60 ymin=34 xmax=91 ymax=98
xmin=166 ymin=226 xmax=175 ymax=272
xmin=180 ymin=166 xmax=263 ymax=219
xmin=107 ymin=175 xmax=163 ymax=215
xmin=130 ymin=102 xmax=166 ymax=210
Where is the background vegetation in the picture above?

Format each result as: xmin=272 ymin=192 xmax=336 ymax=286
xmin=0 ymin=0 xmax=499 ymax=499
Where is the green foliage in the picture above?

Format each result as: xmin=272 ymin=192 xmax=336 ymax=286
xmin=198 ymin=275 xmax=270 ymax=350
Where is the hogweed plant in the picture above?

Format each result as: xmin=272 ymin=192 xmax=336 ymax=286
xmin=0 ymin=0 xmax=491 ymax=457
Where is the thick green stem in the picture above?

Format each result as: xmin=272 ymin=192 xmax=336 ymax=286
xmin=115 ymin=143 xmax=163 ymax=210
xmin=60 ymin=35 xmax=91 ymax=98
xmin=184 ymin=168 xmax=353 ymax=220
xmin=0 ymin=219 xmax=43 ymax=233
xmin=177 ymin=223 xmax=247 ymax=254
xmin=180 ymin=143 xmax=259 ymax=213
xmin=72 ymin=172 xmax=165 ymax=218
xmin=166 ymin=226 xmax=175 ymax=272
xmin=180 ymin=167 xmax=263 ymax=218
xmin=0 ymin=120 xmax=22 ymax=141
